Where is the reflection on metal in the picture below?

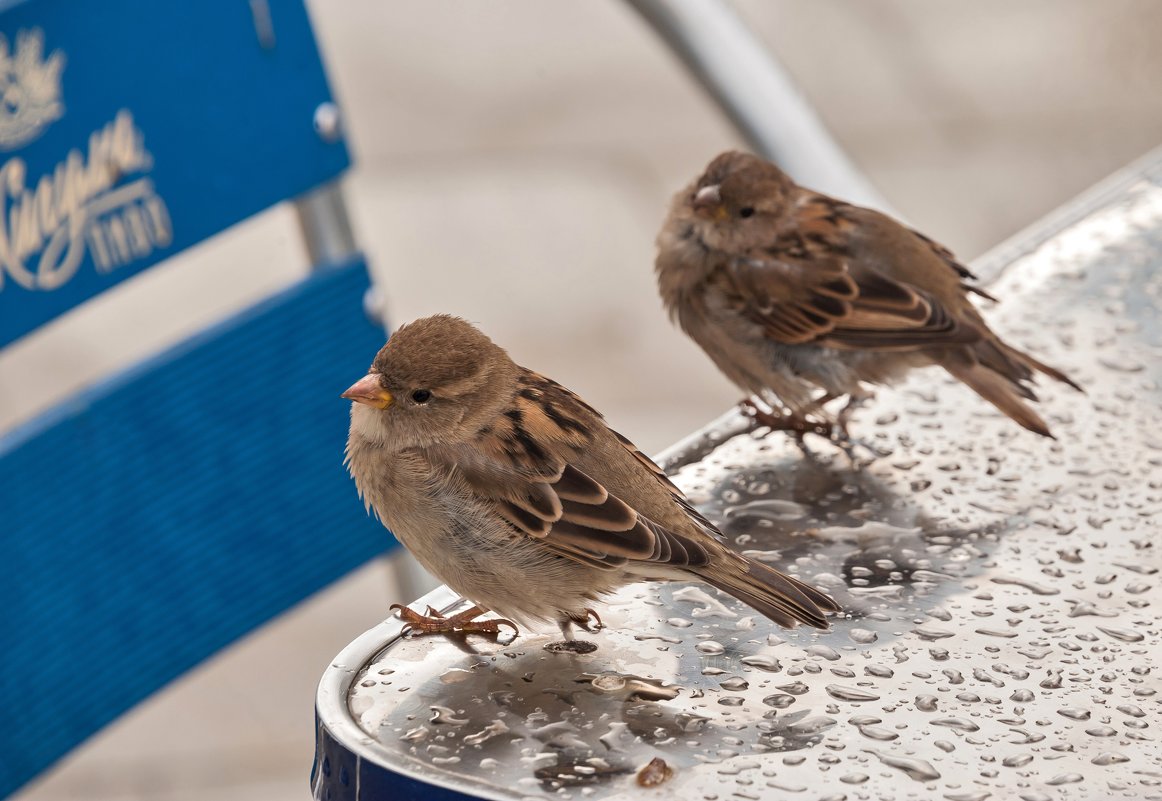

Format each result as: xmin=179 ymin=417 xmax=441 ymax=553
xmin=248 ymin=0 xmax=276 ymax=50
xmin=313 ymin=101 xmax=343 ymax=144
xmin=315 ymin=159 xmax=1162 ymax=799
xmin=625 ymin=0 xmax=889 ymax=213
xmin=294 ymin=181 xmax=358 ymax=270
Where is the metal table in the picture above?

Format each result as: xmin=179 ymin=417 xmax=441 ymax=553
xmin=313 ymin=153 xmax=1162 ymax=800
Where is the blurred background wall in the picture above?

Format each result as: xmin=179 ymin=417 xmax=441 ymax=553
xmin=10 ymin=2 xmax=1161 ymax=799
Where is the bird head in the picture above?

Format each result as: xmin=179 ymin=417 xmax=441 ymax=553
xmin=680 ymin=150 xmax=795 ymax=253
xmin=343 ymin=315 xmax=517 ymax=449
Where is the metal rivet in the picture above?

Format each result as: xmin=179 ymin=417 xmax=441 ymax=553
xmin=314 ymin=102 xmax=343 ymax=143
xmin=363 ymin=286 xmax=387 ymax=327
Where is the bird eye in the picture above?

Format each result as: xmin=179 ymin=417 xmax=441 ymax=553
xmin=410 ymin=389 xmax=432 ymax=404
xmin=739 ymin=207 xmax=755 ymax=218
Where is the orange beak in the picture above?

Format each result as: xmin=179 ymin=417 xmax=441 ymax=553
xmin=341 ymin=374 xmax=394 ymax=409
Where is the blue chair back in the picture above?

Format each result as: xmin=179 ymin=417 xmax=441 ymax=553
xmin=0 ymin=2 xmax=392 ymax=795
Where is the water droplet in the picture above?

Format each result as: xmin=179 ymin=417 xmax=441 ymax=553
xmin=972 ymin=668 xmax=1005 ymax=688
xmin=915 ymin=695 xmax=939 ymax=712
xmin=865 ymin=749 xmax=941 ymax=781
xmin=429 ymin=705 xmax=469 ymax=725
xmin=942 ymin=669 xmax=965 ymax=685
xmin=975 ymin=627 xmax=1019 ymax=639
xmin=740 ymin=654 xmax=781 ymax=672
xmin=826 ymin=684 xmax=881 ymax=702
xmin=858 ymin=725 xmax=899 ymax=741
xmin=913 ymin=626 xmax=955 ymax=641
xmin=672 ymin=586 xmax=738 ymax=619
xmin=787 ymin=716 xmax=837 ymax=734
xmin=401 ymin=726 xmax=428 ymax=742
xmin=1086 ymin=726 xmax=1117 ymax=737
xmin=991 ymin=576 xmax=1060 ymax=595
xmin=762 ymin=693 xmax=795 ymax=708
xmin=1091 ymin=752 xmax=1130 ymax=765
xmin=932 ymin=717 xmax=980 ymax=732
xmin=1098 ymin=357 xmax=1144 ymax=373
xmin=463 ymin=719 xmax=509 ymax=746
xmin=849 ymin=628 xmax=879 ymax=644
xmin=807 ymin=644 xmax=842 ymax=661
xmin=1097 ymin=625 xmax=1144 ymax=642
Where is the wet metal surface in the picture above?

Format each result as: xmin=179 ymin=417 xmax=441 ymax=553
xmin=318 ymin=164 xmax=1162 ymax=800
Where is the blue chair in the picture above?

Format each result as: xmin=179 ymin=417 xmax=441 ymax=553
xmin=0 ymin=2 xmax=396 ymax=795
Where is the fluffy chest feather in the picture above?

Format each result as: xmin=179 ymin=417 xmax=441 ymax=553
xmin=344 ymin=428 xmax=619 ymax=624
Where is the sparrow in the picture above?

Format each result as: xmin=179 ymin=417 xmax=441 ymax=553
xmin=655 ymin=150 xmax=1081 ymax=439
xmin=343 ymin=314 xmax=839 ymax=642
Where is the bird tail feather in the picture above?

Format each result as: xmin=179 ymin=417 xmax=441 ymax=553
xmin=702 ymin=558 xmax=838 ymax=630
xmin=995 ymin=341 xmax=1083 ymax=393
xmin=945 ymin=356 xmax=1054 ymax=437
xmin=944 ymin=336 xmax=1081 ymax=438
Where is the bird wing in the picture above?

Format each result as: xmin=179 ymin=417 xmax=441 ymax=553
xmin=722 ymin=253 xmax=978 ymax=350
xmin=424 ymin=372 xmax=715 ymax=573
xmin=721 ymin=199 xmax=984 ymax=350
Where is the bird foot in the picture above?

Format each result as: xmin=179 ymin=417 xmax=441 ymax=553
xmin=390 ymin=603 xmax=518 ymax=638
xmin=567 ymin=608 xmax=604 ymax=633
xmin=739 ymin=399 xmax=833 ymax=439
xmin=548 ymin=608 xmax=604 ymax=652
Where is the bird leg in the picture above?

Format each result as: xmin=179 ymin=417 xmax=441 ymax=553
xmin=556 ymin=608 xmax=604 ymax=639
xmin=835 ymin=390 xmax=874 ymax=441
xmin=546 ymin=609 xmax=603 ymax=653
xmin=390 ymin=603 xmax=518 ymax=637
xmin=827 ymin=391 xmax=884 ymax=463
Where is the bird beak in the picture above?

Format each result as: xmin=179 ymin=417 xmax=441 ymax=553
xmin=692 ymin=184 xmax=727 ymax=220
xmin=342 ymin=374 xmax=394 ymax=409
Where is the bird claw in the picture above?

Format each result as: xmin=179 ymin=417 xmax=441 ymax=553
xmin=739 ymin=398 xmax=833 ymax=439
xmin=390 ymin=603 xmax=519 ymax=638
xmin=739 ymin=396 xmax=885 ymax=465
xmin=568 ymin=608 xmax=604 ymax=633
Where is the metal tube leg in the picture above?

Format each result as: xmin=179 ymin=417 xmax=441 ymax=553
xmin=293 ymin=180 xmax=359 ymax=268
xmin=625 ymin=0 xmax=892 ymax=214
xmin=388 ymin=551 xmax=441 ymax=605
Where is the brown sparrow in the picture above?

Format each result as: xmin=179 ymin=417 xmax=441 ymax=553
xmin=655 ymin=150 xmax=1080 ymax=439
xmin=343 ymin=315 xmax=838 ymax=642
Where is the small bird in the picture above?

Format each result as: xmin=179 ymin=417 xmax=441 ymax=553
xmin=343 ymin=315 xmax=838 ymax=642
xmin=656 ymin=150 xmax=1081 ymax=439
